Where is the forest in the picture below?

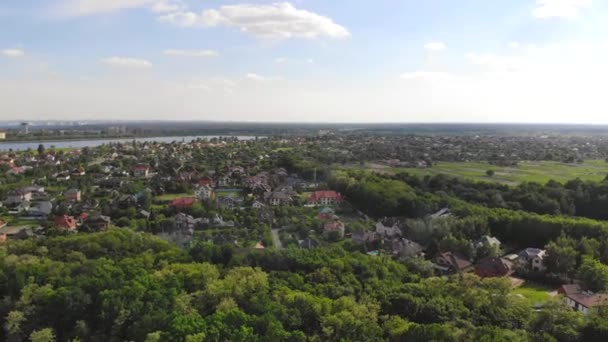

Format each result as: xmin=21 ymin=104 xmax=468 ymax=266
xmin=1 ymin=229 xmax=607 ymax=341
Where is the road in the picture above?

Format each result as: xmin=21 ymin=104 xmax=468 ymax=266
xmin=271 ymin=229 xmax=283 ymax=249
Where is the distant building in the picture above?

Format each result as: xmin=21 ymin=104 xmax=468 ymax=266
xmin=133 ymin=164 xmax=151 ymax=178
xmin=54 ymin=215 xmax=77 ymax=231
xmin=65 ymin=189 xmax=82 ymax=202
xmin=518 ymin=248 xmax=546 ymax=272
xmin=0 ymin=132 xmax=6 ymax=140
xmin=475 ymin=257 xmax=514 ymax=278
xmin=308 ymin=191 xmax=343 ymax=206
xmin=169 ymin=197 xmax=196 ymax=210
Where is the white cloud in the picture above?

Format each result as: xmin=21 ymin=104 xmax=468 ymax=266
xmin=54 ymin=0 xmax=183 ymax=16
xmin=245 ymin=73 xmax=282 ymax=82
xmin=400 ymin=71 xmax=452 ymax=82
xmin=158 ymin=2 xmax=350 ymax=40
xmin=424 ymin=42 xmax=447 ymax=53
xmin=187 ymin=77 xmax=237 ymax=93
xmin=509 ymin=41 xmax=520 ymax=49
xmin=275 ymin=57 xmax=288 ymax=64
xmin=164 ymin=49 xmax=219 ymax=57
xmin=1 ymin=49 xmax=25 ymax=58
xmin=466 ymin=53 xmax=522 ymax=72
xmin=532 ymin=0 xmax=592 ymax=19
xmin=101 ymin=57 xmax=153 ymax=68
xmin=151 ymin=0 xmax=185 ymax=13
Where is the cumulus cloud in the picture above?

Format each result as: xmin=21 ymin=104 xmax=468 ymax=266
xmin=101 ymin=57 xmax=153 ymax=68
xmin=424 ymin=42 xmax=447 ymax=53
xmin=164 ymin=49 xmax=219 ymax=57
xmin=1 ymin=49 xmax=25 ymax=58
xmin=532 ymin=0 xmax=592 ymax=19
xmin=158 ymin=2 xmax=350 ymax=40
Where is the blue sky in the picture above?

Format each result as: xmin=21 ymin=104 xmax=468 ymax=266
xmin=1 ymin=0 xmax=608 ymax=123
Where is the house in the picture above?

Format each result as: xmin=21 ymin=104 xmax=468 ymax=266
xmin=254 ymin=242 xmax=266 ymax=249
xmin=435 ymin=251 xmax=473 ymax=274
xmin=133 ymin=164 xmax=151 ymax=178
xmin=169 ymin=197 xmax=196 ymax=210
xmin=218 ymin=196 xmax=238 ymax=210
xmin=65 ymin=189 xmax=82 ymax=202
xmin=518 ymin=248 xmax=547 ymax=272
xmin=71 ymin=167 xmax=86 ymax=176
xmin=252 ymin=201 xmax=266 ymax=209
xmin=559 ymin=284 xmax=608 ymax=314
xmin=392 ymin=238 xmax=425 ymax=258
xmin=318 ymin=207 xmax=335 ymax=220
xmin=23 ymin=185 xmax=45 ymax=194
xmin=197 ymin=176 xmax=215 ymax=188
xmin=264 ymin=191 xmax=293 ymax=206
xmin=26 ymin=201 xmax=53 ymax=217
xmin=308 ymin=191 xmax=343 ymax=206
xmin=82 ymin=215 xmax=111 ymax=232
xmin=323 ymin=220 xmax=345 ymax=239
xmin=195 ymin=185 xmax=214 ymax=200
xmin=5 ymin=190 xmax=32 ymax=205
xmin=6 ymin=166 xmax=25 ymax=175
xmin=375 ymin=221 xmax=402 ymax=239
xmin=475 ymin=257 xmax=514 ymax=278
xmin=54 ymin=215 xmax=77 ymax=230
xmin=0 ymin=226 xmax=34 ymax=242
xmin=55 ymin=172 xmax=71 ymax=181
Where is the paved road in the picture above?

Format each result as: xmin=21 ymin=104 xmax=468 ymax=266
xmin=271 ymin=229 xmax=283 ymax=249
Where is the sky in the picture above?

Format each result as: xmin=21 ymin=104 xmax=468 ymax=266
xmin=1 ymin=0 xmax=608 ymax=123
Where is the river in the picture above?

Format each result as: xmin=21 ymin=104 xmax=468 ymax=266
xmin=0 ymin=135 xmax=258 ymax=151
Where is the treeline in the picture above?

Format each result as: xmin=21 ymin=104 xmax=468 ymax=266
xmin=329 ymin=170 xmax=608 ymax=248
xmin=2 ymin=229 xmax=608 ymax=341
xmin=395 ymin=172 xmax=608 ymax=220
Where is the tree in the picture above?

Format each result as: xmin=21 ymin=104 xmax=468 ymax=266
xmin=38 ymin=144 xmax=45 ymax=155
xmin=545 ymin=235 xmax=578 ymax=277
xmin=578 ymin=257 xmax=608 ymax=292
xmin=29 ymin=328 xmax=56 ymax=342
xmin=486 ymin=170 xmax=495 ymax=177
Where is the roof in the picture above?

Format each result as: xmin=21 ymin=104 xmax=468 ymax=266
xmin=519 ymin=248 xmax=546 ymax=259
xmin=308 ymin=191 xmax=343 ymax=203
xmin=133 ymin=164 xmax=150 ymax=170
xmin=54 ymin=215 xmax=77 ymax=229
xmin=559 ymin=284 xmax=608 ymax=309
xmin=439 ymin=251 xmax=472 ymax=271
xmin=475 ymin=257 xmax=513 ymax=276
xmin=170 ymin=197 xmax=196 ymax=207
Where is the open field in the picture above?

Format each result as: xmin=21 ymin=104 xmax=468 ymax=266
xmin=350 ymin=160 xmax=608 ymax=185
xmin=154 ymin=193 xmax=193 ymax=201
xmin=512 ymin=283 xmax=554 ymax=305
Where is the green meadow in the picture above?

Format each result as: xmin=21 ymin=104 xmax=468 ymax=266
xmin=358 ymin=160 xmax=608 ymax=185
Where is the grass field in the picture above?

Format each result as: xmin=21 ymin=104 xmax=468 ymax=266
xmin=155 ymin=193 xmax=193 ymax=201
xmin=512 ymin=283 xmax=554 ymax=305
xmin=354 ymin=160 xmax=608 ymax=185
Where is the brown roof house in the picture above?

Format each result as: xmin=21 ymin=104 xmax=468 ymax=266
xmin=435 ymin=251 xmax=473 ymax=274
xmin=559 ymin=284 xmax=608 ymax=315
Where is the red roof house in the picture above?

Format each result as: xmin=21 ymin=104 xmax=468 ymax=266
xmin=475 ymin=257 xmax=514 ymax=278
xmin=54 ymin=215 xmax=77 ymax=230
xmin=308 ymin=191 xmax=343 ymax=206
xmin=169 ymin=197 xmax=196 ymax=209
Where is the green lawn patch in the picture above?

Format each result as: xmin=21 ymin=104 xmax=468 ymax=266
xmin=512 ymin=283 xmax=553 ymax=305
xmin=155 ymin=193 xmax=193 ymax=201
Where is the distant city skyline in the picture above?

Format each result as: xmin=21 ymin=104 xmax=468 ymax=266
xmin=2 ymin=0 xmax=608 ymax=123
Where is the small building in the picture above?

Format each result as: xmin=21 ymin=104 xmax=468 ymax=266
xmin=559 ymin=284 xmax=608 ymax=314
xmin=133 ymin=164 xmax=151 ymax=178
xmin=392 ymin=238 xmax=425 ymax=258
xmin=5 ymin=190 xmax=32 ymax=205
xmin=26 ymin=201 xmax=53 ymax=217
xmin=476 ymin=235 xmax=501 ymax=248
xmin=308 ymin=191 xmax=343 ymax=206
xmin=265 ymin=191 xmax=293 ymax=206
xmin=169 ymin=197 xmax=196 ymax=210
xmin=435 ymin=251 xmax=473 ymax=274
xmin=54 ymin=215 xmax=77 ymax=231
xmin=65 ymin=189 xmax=82 ymax=202
xmin=475 ymin=257 xmax=514 ymax=278
xmin=82 ymin=215 xmax=111 ymax=232
xmin=299 ymin=238 xmax=320 ymax=249
xmin=195 ymin=185 xmax=214 ymax=200
xmin=318 ymin=207 xmax=335 ymax=220
xmin=323 ymin=220 xmax=345 ymax=239
xmin=71 ymin=167 xmax=86 ymax=176
xmin=518 ymin=248 xmax=546 ymax=272
xmin=0 ymin=132 xmax=6 ymax=140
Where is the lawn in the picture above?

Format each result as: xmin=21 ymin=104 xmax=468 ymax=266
xmin=155 ymin=193 xmax=193 ymax=201
xmin=512 ymin=283 xmax=553 ymax=305
xmin=353 ymin=160 xmax=608 ymax=185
